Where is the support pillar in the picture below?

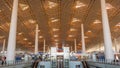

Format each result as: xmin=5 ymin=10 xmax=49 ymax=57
xmin=6 ymin=0 xmax=18 ymax=61
xmin=2 ymin=39 xmax=6 ymax=55
xmin=71 ymin=46 xmax=72 ymax=52
xmin=74 ymin=39 xmax=77 ymax=53
xmin=56 ymin=43 xmax=58 ymax=50
xmin=114 ymin=39 xmax=117 ymax=53
xmin=100 ymin=0 xmax=114 ymax=60
xmin=43 ymin=39 xmax=46 ymax=53
xmin=81 ymin=24 xmax=86 ymax=54
xmin=35 ymin=24 xmax=39 ymax=54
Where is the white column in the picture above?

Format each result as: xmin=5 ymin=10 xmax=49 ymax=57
xmin=6 ymin=0 xmax=18 ymax=61
xmin=43 ymin=39 xmax=46 ymax=53
xmin=74 ymin=39 xmax=77 ymax=53
xmin=2 ymin=39 xmax=6 ymax=54
xmin=47 ymin=46 xmax=50 ymax=52
xmin=71 ymin=46 xmax=72 ymax=52
xmin=81 ymin=24 xmax=86 ymax=54
xmin=101 ymin=0 xmax=114 ymax=60
xmin=35 ymin=24 xmax=39 ymax=54
xmin=56 ymin=43 xmax=58 ymax=49
xmin=114 ymin=39 xmax=117 ymax=53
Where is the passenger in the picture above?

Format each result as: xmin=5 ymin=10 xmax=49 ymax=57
xmin=32 ymin=56 xmax=41 ymax=68
xmin=1 ymin=56 xmax=6 ymax=65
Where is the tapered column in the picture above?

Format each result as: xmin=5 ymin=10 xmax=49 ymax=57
xmin=114 ymin=39 xmax=117 ymax=53
xmin=74 ymin=39 xmax=77 ymax=53
xmin=100 ymin=0 xmax=114 ymax=60
xmin=35 ymin=24 xmax=39 ymax=54
xmin=81 ymin=24 xmax=86 ymax=54
xmin=6 ymin=0 xmax=18 ymax=61
xmin=43 ymin=39 xmax=46 ymax=53
xmin=56 ymin=43 xmax=58 ymax=49
xmin=71 ymin=46 xmax=72 ymax=52
xmin=2 ymin=39 xmax=6 ymax=54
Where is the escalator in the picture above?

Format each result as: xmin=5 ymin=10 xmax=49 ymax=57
xmin=32 ymin=59 xmax=40 ymax=68
xmin=57 ymin=56 xmax=64 ymax=68
xmin=82 ymin=61 xmax=89 ymax=68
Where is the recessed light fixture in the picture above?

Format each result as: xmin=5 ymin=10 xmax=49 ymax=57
xmin=48 ymin=1 xmax=58 ymax=9
xmin=38 ymin=30 xmax=40 ymax=32
xmin=39 ymin=36 xmax=43 ymax=38
xmin=70 ymin=28 xmax=77 ymax=31
xmin=106 ymin=3 xmax=114 ymax=10
xmin=87 ymin=30 xmax=91 ymax=32
xmin=18 ymin=32 xmax=22 ymax=35
xmin=78 ymin=43 xmax=81 ymax=45
xmin=0 ymin=36 xmax=4 ymax=39
xmin=75 ymin=1 xmax=86 ymax=8
xmin=28 ymin=42 xmax=32 ymax=44
xmin=84 ymin=36 xmax=88 ymax=38
xmin=115 ymin=23 xmax=120 ymax=27
xmin=50 ymin=18 xmax=59 ymax=22
xmin=28 ymin=19 xmax=36 ymax=24
xmin=93 ymin=20 xmax=101 ymax=24
xmin=24 ymin=38 xmax=27 ymax=40
xmin=52 ymin=28 xmax=59 ymax=31
xmin=19 ymin=3 xmax=29 ymax=11
xmin=54 ymin=39 xmax=59 ymax=42
xmin=72 ymin=18 xmax=80 ymax=22
xmin=68 ymin=35 xmax=74 ymax=37
xmin=53 ymin=35 xmax=59 ymax=37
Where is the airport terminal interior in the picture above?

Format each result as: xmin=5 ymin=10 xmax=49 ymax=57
xmin=0 ymin=0 xmax=120 ymax=68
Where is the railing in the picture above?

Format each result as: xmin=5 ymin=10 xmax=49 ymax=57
xmin=87 ymin=59 xmax=120 ymax=66
xmin=0 ymin=60 xmax=34 ymax=67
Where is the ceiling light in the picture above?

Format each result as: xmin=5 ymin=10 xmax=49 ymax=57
xmin=93 ymin=20 xmax=101 ymax=24
xmin=87 ymin=30 xmax=91 ymax=32
xmin=106 ymin=3 xmax=114 ymax=10
xmin=51 ymin=19 xmax=59 ymax=22
xmin=54 ymin=39 xmax=59 ymax=42
xmin=68 ymin=35 xmax=74 ymax=37
xmin=28 ymin=19 xmax=36 ymax=24
xmin=24 ymin=38 xmax=27 ymax=40
xmin=0 ymin=36 xmax=4 ymax=39
xmin=72 ymin=18 xmax=80 ymax=22
xmin=19 ymin=3 xmax=29 ymax=11
xmin=70 ymin=28 xmax=77 ymax=31
xmin=39 ymin=36 xmax=43 ymax=38
xmin=28 ymin=42 xmax=32 ymax=44
xmin=53 ymin=35 xmax=59 ymax=37
xmin=78 ymin=43 xmax=81 ymax=45
xmin=18 ymin=32 xmax=22 ymax=35
xmin=51 ymin=18 xmax=59 ymax=22
xmin=38 ymin=30 xmax=40 ymax=32
xmin=75 ymin=1 xmax=86 ymax=8
xmin=48 ymin=1 xmax=58 ymax=8
xmin=52 ymin=28 xmax=59 ymax=31
xmin=84 ymin=36 xmax=88 ymax=38
xmin=115 ymin=23 xmax=120 ymax=27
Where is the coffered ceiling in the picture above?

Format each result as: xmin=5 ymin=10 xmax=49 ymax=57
xmin=0 ymin=0 xmax=120 ymax=52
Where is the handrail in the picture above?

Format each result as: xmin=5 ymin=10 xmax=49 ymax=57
xmin=0 ymin=60 xmax=33 ymax=67
xmin=87 ymin=60 xmax=120 ymax=66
